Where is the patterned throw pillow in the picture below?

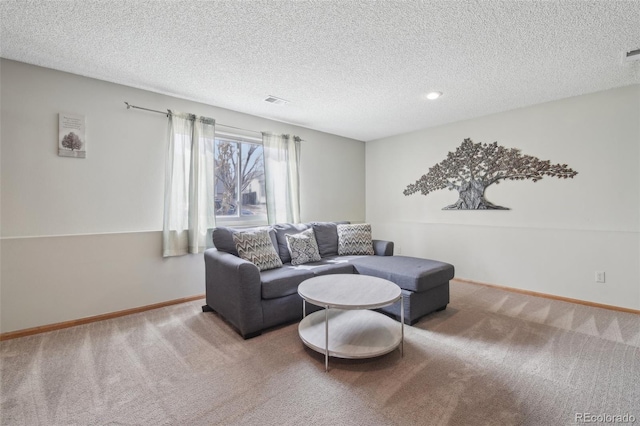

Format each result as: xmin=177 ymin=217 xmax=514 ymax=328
xmin=285 ymin=228 xmax=321 ymax=265
xmin=233 ymin=229 xmax=283 ymax=271
xmin=337 ymin=223 xmax=374 ymax=255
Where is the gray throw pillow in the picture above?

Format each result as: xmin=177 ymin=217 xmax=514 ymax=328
xmin=233 ymin=229 xmax=283 ymax=271
xmin=337 ymin=223 xmax=374 ymax=256
xmin=286 ymin=228 xmax=321 ymax=265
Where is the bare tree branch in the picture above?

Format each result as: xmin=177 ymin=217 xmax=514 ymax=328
xmin=215 ymin=141 xmax=265 ymax=214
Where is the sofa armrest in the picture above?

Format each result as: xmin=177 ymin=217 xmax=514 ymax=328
xmin=373 ymin=240 xmax=394 ymax=256
xmin=204 ymin=248 xmax=263 ymax=338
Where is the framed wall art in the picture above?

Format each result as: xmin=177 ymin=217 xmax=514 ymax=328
xmin=58 ymin=112 xmax=86 ymax=158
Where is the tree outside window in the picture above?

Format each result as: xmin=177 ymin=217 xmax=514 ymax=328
xmin=214 ymin=137 xmax=267 ymax=225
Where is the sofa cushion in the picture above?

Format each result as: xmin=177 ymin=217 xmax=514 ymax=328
xmin=280 ymin=256 xmax=356 ymax=276
xmin=233 ymin=229 xmax=283 ymax=271
xmin=311 ymin=221 xmax=349 ymax=257
xmin=213 ymin=226 xmax=277 ymax=257
xmin=286 ymin=228 xmax=321 ymax=265
xmin=337 ymin=223 xmax=374 ymax=255
xmin=273 ymin=223 xmax=310 ymax=264
xmin=349 ymin=255 xmax=455 ymax=293
xmin=261 ymin=266 xmax=314 ymax=299
xmin=308 ymin=261 xmax=355 ymax=276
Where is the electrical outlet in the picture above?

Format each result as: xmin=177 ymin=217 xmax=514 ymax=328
xmin=396 ymin=246 xmax=402 ymax=255
xmin=595 ymin=271 xmax=606 ymax=283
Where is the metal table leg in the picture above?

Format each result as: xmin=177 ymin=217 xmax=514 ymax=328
xmin=325 ymin=306 xmax=329 ymax=372
xmin=400 ymin=296 xmax=404 ymax=357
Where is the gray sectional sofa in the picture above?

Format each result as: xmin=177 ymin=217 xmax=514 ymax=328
xmin=203 ymin=222 xmax=454 ymax=338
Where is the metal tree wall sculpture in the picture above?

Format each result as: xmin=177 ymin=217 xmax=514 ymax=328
xmin=403 ymin=138 xmax=578 ymax=210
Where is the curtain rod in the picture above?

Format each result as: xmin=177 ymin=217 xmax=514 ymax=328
xmin=124 ymin=102 xmax=263 ymax=135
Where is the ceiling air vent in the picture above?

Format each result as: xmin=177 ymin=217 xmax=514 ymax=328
xmin=264 ymin=95 xmax=290 ymax=105
xmin=625 ymin=48 xmax=640 ymax=62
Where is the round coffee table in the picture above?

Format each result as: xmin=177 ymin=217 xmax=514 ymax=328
xmin=298 ymin=274 xmax=404 ymax=371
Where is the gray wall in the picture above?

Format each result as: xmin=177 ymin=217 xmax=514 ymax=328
xmin=366 ymin=85 xmax=640 ymax=310
xmin=0 ymin=59 xmax=365 ymax=333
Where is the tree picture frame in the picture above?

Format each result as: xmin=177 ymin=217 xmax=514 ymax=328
xmin=58 ymin=112 xmax=86 ymax=158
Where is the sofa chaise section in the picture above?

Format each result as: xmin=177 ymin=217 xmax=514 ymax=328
xmin=348 ymin=255 xmax=454 ymax=324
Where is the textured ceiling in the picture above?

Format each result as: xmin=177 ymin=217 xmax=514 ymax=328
xmin=1 ymin=1 xmax=639 ymax=141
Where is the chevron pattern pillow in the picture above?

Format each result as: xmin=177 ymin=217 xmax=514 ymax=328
xmin=233 ymin=229 xmax=283 ymax=271
xmin=337 ymin=223 xmax=374 ymax=255
xmin=285 ymin=228 xmax=321 ymax=265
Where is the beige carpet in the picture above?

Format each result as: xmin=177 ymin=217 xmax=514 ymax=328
xmin=1 ymin=281 xmax=639 ymax=426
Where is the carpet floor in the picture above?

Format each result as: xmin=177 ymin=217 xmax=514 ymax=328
xmin=1 ymin=281 xmax=639 ymax=425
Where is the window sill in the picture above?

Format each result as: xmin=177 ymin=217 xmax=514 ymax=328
xmin=215 ymin=217 xmax=269 ymax=228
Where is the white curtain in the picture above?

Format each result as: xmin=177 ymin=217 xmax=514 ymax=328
xmin=262 ymin=133 xmax=301 ymax=224
xmin=163 ymin=111 xmax=216 ymax=257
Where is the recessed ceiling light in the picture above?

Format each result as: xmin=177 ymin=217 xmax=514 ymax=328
xmin=426 ymin=91 xmax=443 ymax=100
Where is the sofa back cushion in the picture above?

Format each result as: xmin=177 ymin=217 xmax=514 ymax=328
xmin=213 ymin=226 xmax=277 ymax=257
xmin=273 ymin=223 xmax=310 ymax=263
xmin=311 ymin=221 xmax=350 ymax=257
xmin=233 ymin=229 xmax=283 ymax=271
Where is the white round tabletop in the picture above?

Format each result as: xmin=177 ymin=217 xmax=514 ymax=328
xmin=298 ymin=274 xmax=401 ymax=309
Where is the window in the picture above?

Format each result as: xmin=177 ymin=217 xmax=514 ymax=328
xmin=214 ymin=133 xmax=267 ymax=226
